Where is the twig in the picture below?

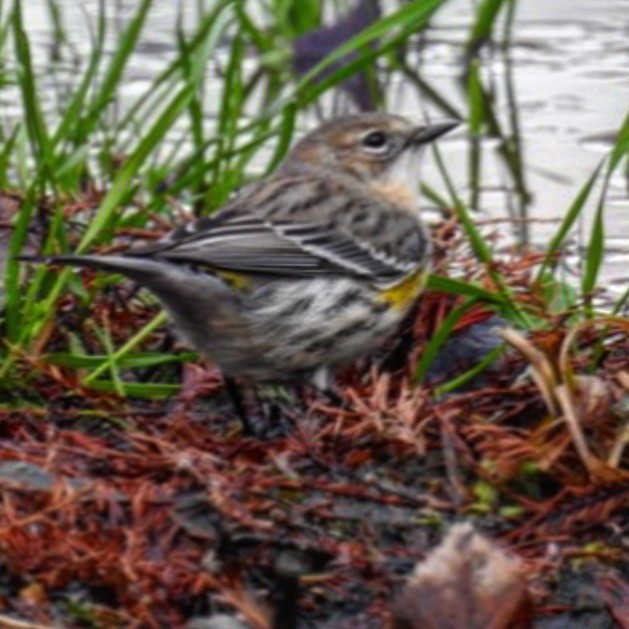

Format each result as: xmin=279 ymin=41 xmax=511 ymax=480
xmin=0 ymin=614 xmax=60 ymax=629
xmin=501 ymin=328 xmax=560 ymax=416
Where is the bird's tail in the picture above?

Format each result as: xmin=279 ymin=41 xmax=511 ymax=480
xmin=18 ymin=253 xmax=238 ymax=318
xmin=17 ymin=253 xmax=171 ymax=284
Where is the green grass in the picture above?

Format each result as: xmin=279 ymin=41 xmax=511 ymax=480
xmin=0 ymin=0 xmax=627 ymax=399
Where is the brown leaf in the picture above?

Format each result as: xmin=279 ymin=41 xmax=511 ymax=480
xmin=392 ymin=524 xmax=532 ymax=629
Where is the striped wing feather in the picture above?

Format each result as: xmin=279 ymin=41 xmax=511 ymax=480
xmin=129 ymin=179 xmax=420 ymax=283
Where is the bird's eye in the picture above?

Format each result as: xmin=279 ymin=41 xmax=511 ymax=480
xmin=361 ymin=130 xmax=389 ymax=152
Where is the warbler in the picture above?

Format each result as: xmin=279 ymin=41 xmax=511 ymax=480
xmin=21 ymin=114 xmax=457 ymax=425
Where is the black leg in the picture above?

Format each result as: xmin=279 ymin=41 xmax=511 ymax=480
xmin=272 ymin=552 xmax=303 ymax=629
xmin=321 ymin=385 xmax=344 ymax=407
xmin=224 ymin=376 xmax=253 ymax=436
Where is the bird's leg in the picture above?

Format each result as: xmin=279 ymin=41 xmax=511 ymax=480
xmin=271 ymin=552 xmax=305 ymax=629
xmin=310 ymin=367 xmax=344 ymax=407
xmin=321 ymin=385 xmax=344 ymax=408
xmin=224 ymin=376 xmax=254 ymax=436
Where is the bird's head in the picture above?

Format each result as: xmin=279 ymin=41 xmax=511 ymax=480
xmin=283 ymin=113 xmax=459 ymax=188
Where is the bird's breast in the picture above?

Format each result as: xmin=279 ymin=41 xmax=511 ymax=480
xmin=367 ymin=181 xmax=420 ymax=215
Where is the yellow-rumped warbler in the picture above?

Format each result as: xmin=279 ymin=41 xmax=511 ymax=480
xmin=21 ymin=114 xmax=457 ymax=426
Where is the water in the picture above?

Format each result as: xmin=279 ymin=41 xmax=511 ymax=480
xmin=424 ymin=0 xmax=629 ymax=298
xmin=3 ymin=0 xmax=629 ymax=298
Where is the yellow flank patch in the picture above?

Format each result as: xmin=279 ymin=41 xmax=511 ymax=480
xmin=215 ymin=269 xmax=251 ymax=290
xmin=379 ymin=269 xmax=428 ymax=310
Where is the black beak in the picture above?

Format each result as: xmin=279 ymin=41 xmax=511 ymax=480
xmin=411 ymin=121 xmax=460 ymax=145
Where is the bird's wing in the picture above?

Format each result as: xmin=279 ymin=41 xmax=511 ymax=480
xmin=130 ymin=177 xmax=423 ymax=283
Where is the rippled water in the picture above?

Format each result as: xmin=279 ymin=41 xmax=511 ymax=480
xmin=4 ymin=0 xmax=629 ymax=297
xmin=426 ymin=0 xmax=629 ymax=297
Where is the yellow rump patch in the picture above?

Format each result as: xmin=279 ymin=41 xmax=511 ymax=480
xmin=379 ymin=269 xmax=428 ymax=310
xmin=214 ymin=269 xmax=251 ymax=291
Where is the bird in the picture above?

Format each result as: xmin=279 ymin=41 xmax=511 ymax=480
xmin=20 ymin=113 xmax=458 ymax=432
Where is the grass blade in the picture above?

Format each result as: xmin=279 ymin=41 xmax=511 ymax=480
xmin=466 ymin=0 xmax=508 ymax=55
xmin=535 ymin=162 xmax=603 ymax=282
xmin=78 ymin=85 xmax=193 ymax=251
xmin=582 ymin=112 xmax=629 ymax=306
xmin=426 ymin=275 xmax=505 ymax=304
xmin=83 ymin=312 xmax=167 ymax=385
xmin=84 ymin=0 xmax=152 ymax=131
xmin=291 ymin=0 xmax=447 ymax=106
xmin=51 ymin=0 xmax=106 ymax=149
xmin=12 ymin=0 xmax=54 ymax=185
xmin=435 ymin=344 xmax=505 ymax=395
xmin=414 ymin=297 xmax=481 ymax=384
